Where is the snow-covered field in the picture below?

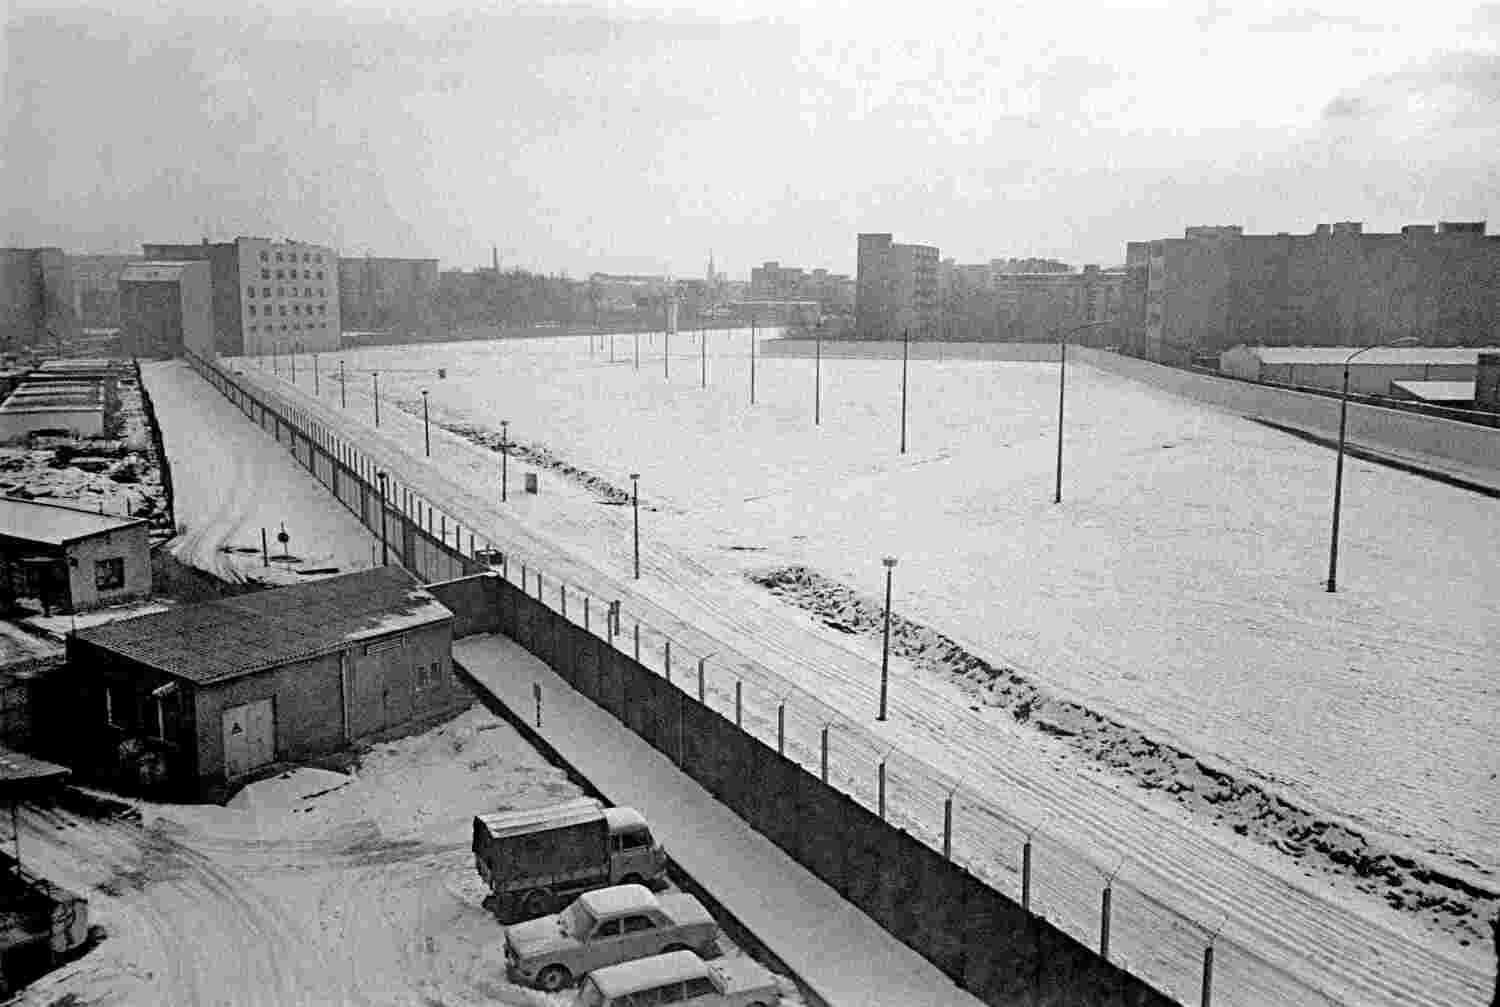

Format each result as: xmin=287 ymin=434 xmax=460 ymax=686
xmin=223 ymin=334 xmax=1497 ymax=1006
xmin=140 ymin=360 xmax=381 ymax=585
xmin=12 ymin=705 xmax=802 ymax=1007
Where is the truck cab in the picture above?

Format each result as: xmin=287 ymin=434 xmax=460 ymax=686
xmin=603 ymin=807 xmax=664 ymax=886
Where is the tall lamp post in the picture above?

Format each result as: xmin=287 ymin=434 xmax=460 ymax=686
xmin=339 ymin=359 xmax=346 ymax=408
xmin=1326 ymin=336 xmax=1419 ymax=592
xmin=877 ymin=556 xmax=898 ymax=721
xmin=290 ymin=343 xmax=297 ymax=383
xmin=373 ymin=371 xmax=381 ymax=428
xmin=750 ymin=316 xmax=757 ymax=405
xmin=814 ymin=320 xmax=823 ymax=426
xmin=375 ymin=470 xmax=389 ymax=566
xmin=421 ymin=389 xmax=431 ymax=457
xmin=899 ymin=327 xmax=910 ymax=454
xmin=1053 ymin=320 xmax=1111 ymax=504
xmin=630 ymin=473 xmax=641 ymax=579
xmin=500 ymin=420 xmax=510 ymax=502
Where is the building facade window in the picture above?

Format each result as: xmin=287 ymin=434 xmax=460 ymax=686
xmin=276 ymin=269 xmax=285 ymax=280
xmin=263 ymin=287 xmax=271 ymax=297
xmin=303 ymin=253 xmax=311 ymax=262
xmin=260 ymin=250 xmax=269 ymax=261
xmin=277 ymin=287 xmax=284 ymax=296
xmin=261 ymin=269 xmax=270 ymax=279
xmin=248 ymin=305 xmax=256 ymax=316
xmin=279 ymin=305 xmax=286 ymax=316
xmin=314 ymin=253 xmax=322 ymax=263
xmin=95 ymin=556 xmax=124 ymax=591
xmin=246 ymin=286 xmax=255 ymax=298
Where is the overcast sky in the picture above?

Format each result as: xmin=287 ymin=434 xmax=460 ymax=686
xmin=3 ymin=1 xmax=1497 ymax=278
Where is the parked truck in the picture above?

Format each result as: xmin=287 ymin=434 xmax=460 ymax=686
xmin=473 ymin=797 xmax=668 ymax=922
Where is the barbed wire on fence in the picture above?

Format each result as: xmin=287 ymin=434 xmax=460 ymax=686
xmin=189 ymin=350 xmax=1352 ymax=1007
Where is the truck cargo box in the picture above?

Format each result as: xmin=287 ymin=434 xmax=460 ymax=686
xmin=473 ymin=798 xmax=610 ymax=890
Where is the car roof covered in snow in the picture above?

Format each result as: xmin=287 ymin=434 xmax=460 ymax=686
xmin=587 ymin=950 xmax=710 ymax=996
xmin=602 ymin=806 xmax=648 ymax=832
xmin=578 ymin=884 xmax=656 ymax=918
xmin=72 ymin=567 xmax=451 ymax=685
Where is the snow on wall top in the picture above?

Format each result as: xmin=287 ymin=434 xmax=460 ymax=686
xmin=74 ymin=566 xmax=452 ymax=686
xmin=1230 ymin=345 xmax=1500 ymax=365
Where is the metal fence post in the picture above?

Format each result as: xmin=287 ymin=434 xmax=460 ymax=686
xmin=878 ymin=760 xmax=887 ymax=820
xmin=634 ymin=623 xmax=640 ymax=662
xmin=777 ymin=702 xmax=785 ymax=755
xmin=1022 ymin=834 xmax=1033 ymax=913
xmin=536 ymin=572 xmax=543 ymax=599
xmin=664 ymin=640 xmax=671 ymax=680
xmin=521 ymin=560 xmax=527 ymax=587
xmin=1100 ymin=885 xmax=1112 ymax=960
xmin=820 ymin=724 xmax=830 ymax=783
xmin=696 ymin=657 xmax=705 ymax=702
xmin=584 ymin=597 xmax=590 ymax=631
xmin=1202 ymin=941 xmax=1215 ymax=1007
xmin=560 ymin=584 xmax=567 ymax=617
xmin=734 ymin=680 xmax=742 ymax=727
xmin=943 ymin=790 xmax=955 ymax=860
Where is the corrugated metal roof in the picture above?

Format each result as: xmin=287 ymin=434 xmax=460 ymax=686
xmin=1389 ymin=380 xmax=1477 ymax=401
xmin=1236 ymin=346 xmax=1500 ymax=365
xmin=74 ymin=567 xmax=452 ymax=686
xmin=0 ymin=497 xmax=144 ymax=547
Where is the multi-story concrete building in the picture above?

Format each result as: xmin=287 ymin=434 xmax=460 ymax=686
xmin=69 ymin=255 xmax=135 ymax=327
xmin=338 ymin=256 xmax=439 ymax=332
xmin=0 ymin=249 xmax=77 ymax=352
xmin=748 ymin=262 xmax=853 ymax=311
xmin=855 ymin=234 xmax=939 ymax=340
xmin=1123 ymin=221 xmax=1500 ymax=364
xmin=936 ymin=260 xmax=1125 ymax=342
xmin=118 ymin=261 xmax=213 ymax=359
xmin=142 ymin=238 xmax=340 ymax=357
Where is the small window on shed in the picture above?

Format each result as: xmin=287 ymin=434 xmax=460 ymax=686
xmin=94 ymin=557 xmax=124 ymax=591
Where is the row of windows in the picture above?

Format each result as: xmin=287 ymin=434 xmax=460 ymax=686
xmin=248 ymin=322 xmax=330 ymax=333
xmin=248 ymin=285 xmax=328 ymax=298
xmin=259 ymin=269 xmax=326 ymax=281
xmin=249 ymin=303 xmax=328 ymax=317
xmin=259 ymin=250 xmax=324 ymax=264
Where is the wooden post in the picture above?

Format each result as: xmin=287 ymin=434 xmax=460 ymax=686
xmin=533 ymin=683 xmax=541 ymax=728
xmin=664 ymin=640 xmax=672 ymax=680
xmin=820 ymin=724 xmax=829 ymax=783
xmin=1201 ymin=942 xmax=1215 ymax=1007
xmin=560 ymin=584 xmax=567 ymax=617
xmin=261 ymin=527 xmax=269 ymax=567
xmin=734 ymin=680 xmax=742 ymax=727
xmin=777 ymin=702 xmax=785 ymax=755
xmin=943 ymin=791 xmax=954 ymax=860
xmin=634 ymin=623 xmax=640 ymax=662
xmin=697 ymin=656 xmax=705 ymax=702
xmin=878 ymin=760 xmax=887 ymax=819
xmin=584 ymin=597 xmax=590 ymax=631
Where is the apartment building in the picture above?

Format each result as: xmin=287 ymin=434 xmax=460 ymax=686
xmin=143 ymin=238 xmax=340 ymax=357
xmin=0 ymin=249 xmax=77 ymax=352
xmin=855 ymin=234 xmax=940 ymax=340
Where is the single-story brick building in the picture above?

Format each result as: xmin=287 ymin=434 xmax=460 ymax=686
xmin=0 ymin=498 xmax=150 ymax=615
xmin=64 ymin=567 xmax=466 ymax=800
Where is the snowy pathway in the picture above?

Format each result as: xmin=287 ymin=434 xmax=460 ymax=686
xmin=455 ymin=632 xmax=987 ymax=1007
xmin=141 ymin=360 xmax=381 ymax=584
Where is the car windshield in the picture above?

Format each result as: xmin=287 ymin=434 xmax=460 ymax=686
xmin=575 ymin=977 xmax=607 ymax=1007
xmin=561 ymin=901 xmax=595 ymax=938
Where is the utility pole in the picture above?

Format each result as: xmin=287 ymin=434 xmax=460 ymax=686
xmin=630 ymin=473 xmax=641 ymax=579
xmin=339 ymin=359 xmax=346 ymax=408
xmin=878 ymin=557 xmax=898 ymax=720
xmin=750 ymin=316 xmax=757 ymax=404
xmin=314 ymin=353 xmax=319 ymax=395
xmin=815 ymin=322 xmax=823 ymax=425
xmin=421 ymin=389 xmax=431 ymax=457
xmin=373 ymin=371 xmax=380 ymax=427
xmin=900 ymin=328 xmax=909 ymax=454
xmin=501 ymin=419 xmax=510 ymax=502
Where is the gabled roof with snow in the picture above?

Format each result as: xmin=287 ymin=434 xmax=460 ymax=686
xmin=0 ymin=496 xmax=145 ymax=547
xmin=74 ymin=567 xmax=451 ymax=685
xmin=1231 ymin=346 xmax=1500 ymax=366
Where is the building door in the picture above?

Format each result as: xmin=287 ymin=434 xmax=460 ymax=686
xmin=222 ymin=698 xmax=275 ymax=778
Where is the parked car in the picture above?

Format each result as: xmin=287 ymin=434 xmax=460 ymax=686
xmin=505 ymin=884 xmax=719 ymax=991
xmin=473 ymin=797 xmax=667 ymax=922
xmin=574 ymin=949 xmax=781 ymax=1007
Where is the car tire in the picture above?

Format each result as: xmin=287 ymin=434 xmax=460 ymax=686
xmin=536 ymin=964 xmax=572 ymax=992
xmin=521 ymin=889 xmax=552 ymax=918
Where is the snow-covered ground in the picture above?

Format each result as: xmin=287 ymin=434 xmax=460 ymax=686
xmin=217 ymin=334 xmax=1497 ymax=1007
xmin=11 ymin=705 xmax=802 ymax=1007
xmin=140 ymin=360 xmax=381 ymax=586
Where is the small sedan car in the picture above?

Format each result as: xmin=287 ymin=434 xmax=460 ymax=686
xmin=505 ymin=884 xmax=720 ymax=991
xmin=575 ymin=950 xmax=781 ymax=1007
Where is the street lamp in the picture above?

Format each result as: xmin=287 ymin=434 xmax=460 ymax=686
xmin=375 ymin=470 xmax=389 ymax=566
xmin=500 ymin=420 xmax=510 ymax=502
xmin=290 ymin=343 xmax=297 ymax=383
xmin=373 ymin=371 xmax=381 ymax=428
xmin=630 ymin=473 xmax=641 ymax=580
xmin=339 ymin=359 xmax=346 ymax=408
xmin=1053 ymin=320 xmax=1112 ymax=504
xmin=421 ymin=389 xmax=431 ymax=457
xmin=899 ymin=327 xmax=909 ymax=454
xmin=750 ymin=316 xmax=757 ymax=405
xmin=878 ymin=557 xmax=898 ymax=721
xmin=1326 ymin=336 xmax=1420 ymax=592
xmin=814 ymin=320 xmax=823 ymax=425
